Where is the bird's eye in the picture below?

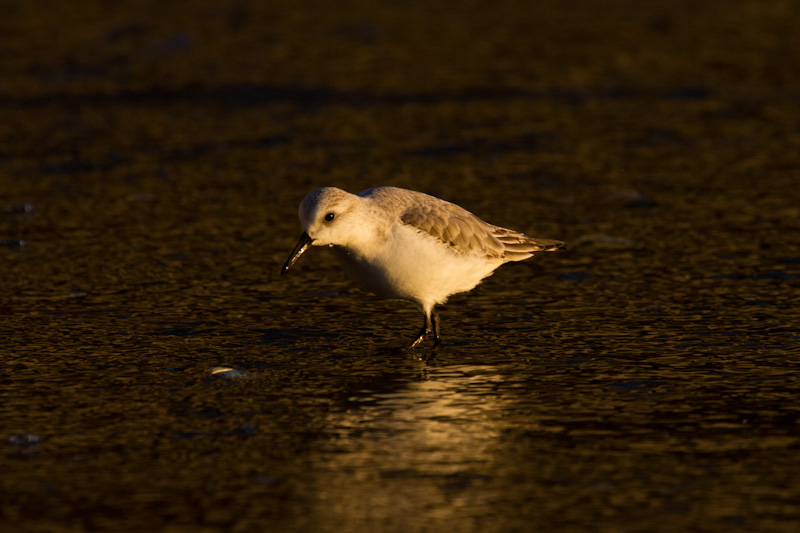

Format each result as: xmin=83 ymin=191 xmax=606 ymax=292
xmin=324 ymin=212 xmax=335 ymax=222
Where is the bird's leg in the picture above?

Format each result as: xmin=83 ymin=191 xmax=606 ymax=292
xmin=410 ymin=309 xmax=441 ymax=348
xmin=410 ymin=314 xmax=430 ymax=348
xmin=431 ymin=309 xmax=441 ymax=347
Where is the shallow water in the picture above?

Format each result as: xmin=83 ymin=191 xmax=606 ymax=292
xmin=3 ymin=0 xmax=800 ymax=531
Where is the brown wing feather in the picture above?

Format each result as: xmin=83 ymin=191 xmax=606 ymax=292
xmin=492 ymin=226 xmax=564 ymax=261
xmin=400 ymin=202 xmax=506 ymax=257
xmin=370 ymin=186 xmax=564 ymax=260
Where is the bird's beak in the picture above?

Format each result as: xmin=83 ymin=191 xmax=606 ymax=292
xmin=281 ymin=232 xmax=313 ymax=275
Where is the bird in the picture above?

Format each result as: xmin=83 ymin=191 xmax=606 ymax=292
xmin=281 ymin=186 xmax=563 ymax=347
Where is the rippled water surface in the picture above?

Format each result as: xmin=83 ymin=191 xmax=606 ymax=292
xmin=3 ymin=0 xmax=800 ymax=531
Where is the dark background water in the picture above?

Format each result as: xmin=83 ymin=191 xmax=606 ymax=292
xmin=2 ymin=0 xmax=799 ymax=531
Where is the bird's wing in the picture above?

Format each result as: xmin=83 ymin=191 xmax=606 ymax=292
xmin=400 ymin=200 xmax=507 ymax=257
xmin=490 ymin=226 xmax=565 ymax=261
xmin=366 ymin=186 xmax=564 ymax=259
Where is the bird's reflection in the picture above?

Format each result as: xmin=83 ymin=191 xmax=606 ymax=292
xmin=304 ymin=363 xmax=514 ymax=528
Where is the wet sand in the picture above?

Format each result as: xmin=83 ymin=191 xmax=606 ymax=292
xmin=2 ymin=1 xmax=800 ymax=531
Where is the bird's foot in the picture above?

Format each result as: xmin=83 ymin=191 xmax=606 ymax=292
xmin=409 ymin=327 xmax=442 ymax=348
xmin=409 ymin=312 xmax=441 ymax=349
xmin=410 ymin=326 xmax=429 ymax=348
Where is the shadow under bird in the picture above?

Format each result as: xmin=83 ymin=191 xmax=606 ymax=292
xmin=281 ymin=186 xmax=564 ymax=347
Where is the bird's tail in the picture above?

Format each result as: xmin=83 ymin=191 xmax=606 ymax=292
xmin=494 ymin=229 xmax=565 ymax=261
xmin=531 ymin=238 xmax=565 ymax=252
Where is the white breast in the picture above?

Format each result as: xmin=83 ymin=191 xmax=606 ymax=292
xmin=334 ymin=224 xmax=502 ymax=309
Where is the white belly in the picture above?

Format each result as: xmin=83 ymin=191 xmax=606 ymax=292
xmin=333 ymin=224 xmax=502 ymax=308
